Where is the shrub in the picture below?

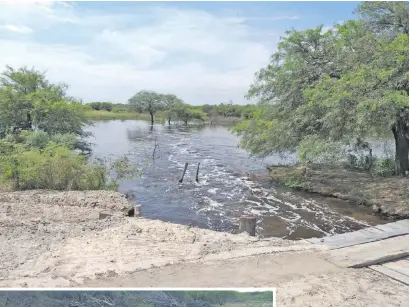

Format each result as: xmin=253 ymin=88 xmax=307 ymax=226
xmin=24 ymin=130 xmax=50 ymax=149
xmin=371 ymin=156 xmax=396 ymax=177
xmin=0 ymin=142 xmax=108 ymax=190
xmin=0 ymin=140 xmax=142 ymax=191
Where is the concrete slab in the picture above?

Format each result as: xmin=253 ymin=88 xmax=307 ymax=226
xmin=324 ymin=235 xmax=409 ymax=268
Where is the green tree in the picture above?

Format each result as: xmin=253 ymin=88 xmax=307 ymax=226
xmin=162 ymin=93 xmax=184 ymax=125
xmin=234 ymin=1 xmax=409 ymax=176
xmin=174 ymin=105 xmax=207 ymax=126
xmin=0 ymin=66 xmax=89 ymax=139
xmin=128 ymin=90 xmax=165 ymax=125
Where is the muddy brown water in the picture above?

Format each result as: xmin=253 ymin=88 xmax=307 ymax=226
xmin=87 ymin=120 xmax=387 ymax=239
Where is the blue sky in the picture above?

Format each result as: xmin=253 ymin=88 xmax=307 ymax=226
xmin=0 ymin=1 xmax=360 ymax=105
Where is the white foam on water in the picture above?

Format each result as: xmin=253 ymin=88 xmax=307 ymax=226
xmin=244 ymin=199 xmax=261 ymax=206
xmin=249 ymin=208 xmax=268 ymax=216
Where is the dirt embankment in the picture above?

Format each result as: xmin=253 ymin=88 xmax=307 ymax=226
xmin=1 ymin=190 xmax=408 ymax=307
xmin=268 ymin=164 xmax=409 ymax=219
xmin=0 ymin=190 xmax=320 ymax=288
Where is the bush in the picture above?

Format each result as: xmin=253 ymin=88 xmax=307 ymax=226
xmin=5 ymin=130 xmax=92 ymax=154
xmin=24 ymin=130 xmax=50 ymax=149
xmin=0 ymin=142 xmax=108 ymax=190
xmin=371 ymin=156 xmax=396 ymax=177
xmin=0 ymin=140 xmax=142 ymax=191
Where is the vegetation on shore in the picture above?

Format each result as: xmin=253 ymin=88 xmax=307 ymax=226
xmin=0 ymin=66 xmax=140 ymax=192
xmin=234 ymin=2 xmax=409 ymax=177
xmin=84 ymin=109 xmax=150 ymax=120
xmin=84 ymin=99 xmax=258 ymax=124
xmin=268 ymin=164 xmax=408 ymax=218
xmin=0 ymin=1 xmax=406 ymax=208
xmin=0 ymin=291 xmax=273 ymax=307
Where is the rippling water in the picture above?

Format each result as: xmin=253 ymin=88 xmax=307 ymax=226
xmin=87 ymin=120 xmax=386 ymax=239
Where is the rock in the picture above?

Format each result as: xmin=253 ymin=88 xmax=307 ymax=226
xmin=99 ymin=212 xmax=112 ymax=220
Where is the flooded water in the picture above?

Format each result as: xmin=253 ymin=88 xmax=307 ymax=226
xmin=87 ymin=120 xmax=386 ymax=239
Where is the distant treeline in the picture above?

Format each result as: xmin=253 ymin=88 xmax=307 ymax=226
xmin=85 ymin=101 xmax=258 ymax=120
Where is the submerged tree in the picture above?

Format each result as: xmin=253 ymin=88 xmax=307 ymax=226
xmin=128 ymin=90 xmax=165 ymax=125
xmin=162 ymin=93 xmax=184 ymax=125
xmin=234 ymin=1 xmax=409 ymax=175
xmin=174 ymin=105 xmax=207 ymax=126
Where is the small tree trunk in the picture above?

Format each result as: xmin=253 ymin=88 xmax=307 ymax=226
xmin=168 ymin=116 xmax=171 ymax=125
xmin=392 ymin=115 xmax=409 ymax=176
xmin=150 ymin=113 xmax=154 ymax=126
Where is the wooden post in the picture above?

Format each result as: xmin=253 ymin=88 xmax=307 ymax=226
xmin=239 ymin=215 xmax=257 ymax=236
xmin=195 ymin=162 xmax=200 ymax=183
xmin=134 ymin=205 xmax=141 ymax=217
xmin=179 ymin=162 xmax=188 ymax=183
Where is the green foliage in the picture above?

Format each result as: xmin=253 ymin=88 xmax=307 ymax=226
xmin=88 ymin=101 xmax=113 ymax=111
xmin=371 ymin=156 xmax=396 ymax=177
xmin=0 ymin=291 xmax=272 ymax=307
xmin=0 ymin=139 xmax=142 ymax=191
xmin=0 ymin=66 xmax=143 ymax=192
xmin=174 ymin=104 xmax=207 ymax=125
xmin=24 ymin=129 xmax=49 ymax=149
xmin=0 ymin=66 xmax=90 ymax=138
xmin=7 ymin=130 xmax=91 ymax=154
xmin=159 ymin=93 xmax=184 ymax=124
xmin=297 ymin=136 xmax=345 ymax=164
xmin=234 ymin=2 xmax=409 ymax=176
xmin=84 ymin=109 xmax=149 ymax=121
xmin=0 ymin=141 xmax=106 ymax=190
xmin=107 ymin=156 xmax=143 ymax=190
xmin=128 ymin=90 xmax=166 ymax=124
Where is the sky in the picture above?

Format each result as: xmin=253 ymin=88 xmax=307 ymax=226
xmin=0 ymin=1 xmax=360 ymax=105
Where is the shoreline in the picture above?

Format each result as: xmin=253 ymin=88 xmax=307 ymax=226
xmin=267 ymin=164 xmax=409 ymax=220
xmin=1 ymin=190 xmax=408 ymax=307
xmin=0 ymin=190 xmax=320 ymax=287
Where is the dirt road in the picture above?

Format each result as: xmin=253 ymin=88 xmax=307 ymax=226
xmin=85 ymin=252 xmax=408 ymax=307
xmin=0 ymin=190 xmax=407 ymax=307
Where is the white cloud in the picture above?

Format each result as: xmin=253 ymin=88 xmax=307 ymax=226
xmin=0 ymin=24 xmax=33 ymax=34
xmin=0 ymin=2 xmax=279 ymax=105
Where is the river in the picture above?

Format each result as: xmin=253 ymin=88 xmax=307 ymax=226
xmin=87 ymin=120 xmax=387 ymax=239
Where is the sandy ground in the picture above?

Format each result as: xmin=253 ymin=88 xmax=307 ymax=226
xmin=0 ymin=190 xmax=408 ymax=307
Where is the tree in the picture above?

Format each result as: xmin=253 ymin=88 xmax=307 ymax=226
xmin=0 ymin=66 xmax=89 ymax=139
xmin=234 ymin=1 xmax=409 ymax=176
xmin=162 ymin=93 xmax=184 ymax=125
xmin=355 ymin=1 xmax=409 ymax=175
xmin=128 ymin=90 xmax=164 ymax=125
xmin=174 ymin=105 xmax=207 ymax=126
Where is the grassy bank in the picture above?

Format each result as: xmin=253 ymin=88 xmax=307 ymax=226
xmin=207 ymin=115 xmax=243 ymax=126
xmin=268 ymin=164 xmax=409 ymax=219
xmin=84 ymin=110 xmax=150 ymax=121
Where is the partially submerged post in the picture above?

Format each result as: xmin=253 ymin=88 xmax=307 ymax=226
xmin=134 ymin=204 xmax=141 ymax=217
xmin=239 ymin=215 xmax=257 ymax=236
xmin=195 ymin=162 xmax=200 ymax=183
xmin=179 ymin=162 xmax=188 ymax=183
